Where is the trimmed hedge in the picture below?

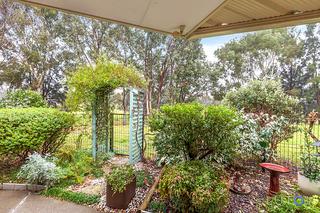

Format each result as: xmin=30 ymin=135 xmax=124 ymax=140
xmin=149 ymin=103 xmax=241 ymax=164
xmin=0 ymin=108 xmax=74 ymax=159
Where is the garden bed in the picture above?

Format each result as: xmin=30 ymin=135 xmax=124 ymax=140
xmin=66 ymin=155 xmax=161 ymax=212
xmin=225 ymin=161 xmax=298 ymax=212
xmin=146 ymin=160 xmax=298 ymax=213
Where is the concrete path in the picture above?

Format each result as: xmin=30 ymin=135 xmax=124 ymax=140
xmin=0 ymin=191 xmax=100 ymax=213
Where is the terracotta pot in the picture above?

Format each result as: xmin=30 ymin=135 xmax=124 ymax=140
xmin=298 ymin=172 xmax=320 ymax=195
xmin=106 ymin=176 xmax=136 ymax=209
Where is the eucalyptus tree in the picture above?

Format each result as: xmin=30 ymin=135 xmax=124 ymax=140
xmin=0 ymin=0 xmax=74 ymax=104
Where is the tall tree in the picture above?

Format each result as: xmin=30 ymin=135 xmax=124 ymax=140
xmin=0 ymin=1 xmax=74 ymax=104
xmin=0 ymin=1 xmax=213 ymax=109
xmin=302 ymin=24 xmax=320 ymax=108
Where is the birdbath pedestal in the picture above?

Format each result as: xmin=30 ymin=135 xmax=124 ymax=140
xmin=259 ymin=163 xmax=290 ymax=196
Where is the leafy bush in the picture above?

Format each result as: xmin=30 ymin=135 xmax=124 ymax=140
xmin=0 ymin=89 xmax=47 ymax=108
xmin=106 ymin=165 xmax=135 ymax=193
xmin=159 ymin=161 xmax=229 ymax=213
xmin=17 ymin=153 xmax=63 ymax=186
xmin=42 ymin=187 xmax=100 ymax=205
xmin=136 ymin=170 xmax=153 ymax=188
xmin=223 ymin=80 xmax=300 ymax=119
xmin=149 ymin=103 xmax=241 ymax=164
xmin=0 ymin=108 xmax=75 ymax=159
xmin=66 ymin=59 xmax=145 ymax=111
xmin=237 ymin=112 xmax=292 ymax=161
xmin=262 ymin=193 xmax=320 ymax=213
xmin=149 ymin=200 xmax=167 ymax=213
xmin=56 ymin=149 xmax=106 ymax=185
xmin=223 ymin=80 xmax=300 ymax=161
xmin=300 ymin=131 xmax=320 ymax=182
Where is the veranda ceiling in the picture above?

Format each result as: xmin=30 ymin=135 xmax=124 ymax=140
xmin=19 ymin=0 xmax=320 ymax=39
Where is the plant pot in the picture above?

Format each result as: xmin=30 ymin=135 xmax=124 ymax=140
xmin=106 ymin=176 xmax=136 ymax=209
xmin=298 ymin=172 xmax=320 ymax=195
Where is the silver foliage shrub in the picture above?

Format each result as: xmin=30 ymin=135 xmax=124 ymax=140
xmin=17 ymin=153 xmax=63 ymax=186
xmin=237 ymin=112 xmax=290 ymax=161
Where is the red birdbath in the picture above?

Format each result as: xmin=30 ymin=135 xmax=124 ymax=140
xmin=259 ymin=163 xmax=290 ymax=196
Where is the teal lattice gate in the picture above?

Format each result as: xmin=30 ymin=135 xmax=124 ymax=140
xmin=91 ymin=87 xmax=145 ymax=163
xmin=129 ymin=88 xmax=145 ymax=164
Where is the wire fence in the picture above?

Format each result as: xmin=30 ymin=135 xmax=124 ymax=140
xmin=64 ymin=113 xmax=318 ymax=166
xmin=277 ymin=121 xmax=320 ymax=167
xmin=64 ymin=112 xmax=156 ymax=160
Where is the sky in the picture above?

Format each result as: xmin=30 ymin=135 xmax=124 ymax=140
xmin=200 ymin=33 xmax=243 ymax=62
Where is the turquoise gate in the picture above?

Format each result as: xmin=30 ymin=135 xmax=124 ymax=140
xmin=92 ymin=88 xmax=145 ymax=164
xmin=129 ymin=88 xmax=145 ymax=164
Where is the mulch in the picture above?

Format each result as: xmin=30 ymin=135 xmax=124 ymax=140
xmin=68 ymin=156 xmax=298 ymax=213
xmin=224 ymin=160 xmax=298 ymax=213
xmin=146 ymin=160 xmax=298 ymax=213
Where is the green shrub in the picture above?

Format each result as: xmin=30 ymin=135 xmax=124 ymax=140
xmin=17 ymin=153 xmax=63 ymax=186
xmin=262 ymin=193 xmax=320 ymax=213
xmin=42 ymin=187 xmax=100 ymax=205
xmin=56 ymin=149 xmax=105 ymax=185
xmin=136 ymin=170 xmax=153 ymax=188
xmin=223 ymin=80 xmax=300 ymax=119
xmin=149 ymin=103 xmax=241 ymax=164
xmin=0 ymin=108 xmax=75 ymax=159
xmin=149 ymin=200 xmax=167 ymax=213
xmin=158 ymin=161 xmax=229 ymax=213
xmin=300 ymin=131 xmax=320 ymax=182
xmin=223 ymin=80 xmax=300 ymax=161
xmin=106 ymin=165 xmax=135 ymax=193
xmin=237 ymin=112 xmax=292 ymax=161
xmin=0 ymin=89 xmax=47 ymax=108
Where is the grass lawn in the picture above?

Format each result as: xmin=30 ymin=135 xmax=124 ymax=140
xmin=277 ymin=123 xmax=320 ymax=165
xmin=64 ymin=123 xmax=156 ymax=159
xmin=66 ymin=116 xmax=317 ymax=165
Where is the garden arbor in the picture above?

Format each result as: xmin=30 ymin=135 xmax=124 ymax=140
xmin=66 ymin=60 xmax=145 ymax=164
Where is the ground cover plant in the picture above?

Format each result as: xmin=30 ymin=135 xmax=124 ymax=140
xmin=55 ymin=148 xmax=106 ymax=185
xmin=42 ymin=187 xmax=100 ymax=205
xmin=0 ymin=108 xmax=75 ymax=160
xmin=262 ymin=193 xmax=320 ymax=213
xmin=149 ymin=103 xmax=241 ymax=164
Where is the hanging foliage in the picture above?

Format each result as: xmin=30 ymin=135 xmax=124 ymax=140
xmin=66 ymin=59 xmax=145 ymax=111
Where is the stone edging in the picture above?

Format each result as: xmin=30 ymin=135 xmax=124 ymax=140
xmin=0 ymin=183 xmax=46 ymax=192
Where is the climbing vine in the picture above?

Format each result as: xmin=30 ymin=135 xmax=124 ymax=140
xmin=66 ymin=58 xmax=145 ymax=111
xmin=66 ymin=58 xmax=145 ymax=156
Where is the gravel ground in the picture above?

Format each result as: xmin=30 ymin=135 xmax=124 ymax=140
xmin=68 ymin=156 xmax=161 ymax=213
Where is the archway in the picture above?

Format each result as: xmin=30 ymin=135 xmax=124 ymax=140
xmin=66 ymin=59 xmax=146 ymax=164
xmin=92 ymin=87 xmax=145 ymax=164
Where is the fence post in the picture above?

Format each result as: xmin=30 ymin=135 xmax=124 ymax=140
xmin=110 ymin=113 xmax=114 ymax=152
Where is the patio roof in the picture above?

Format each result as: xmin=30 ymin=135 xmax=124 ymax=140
xmin=19 ymin=0 xmax=320 ymax=39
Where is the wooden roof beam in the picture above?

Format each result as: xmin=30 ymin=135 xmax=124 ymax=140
xmin=189 ymin=9 xmax=320 ymax=39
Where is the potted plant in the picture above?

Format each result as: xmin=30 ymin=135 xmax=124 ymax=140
xmin=106 ymin=165 xmax=136 ymax=209
xmin=298 ymin=131 xmax=320 ymax=195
